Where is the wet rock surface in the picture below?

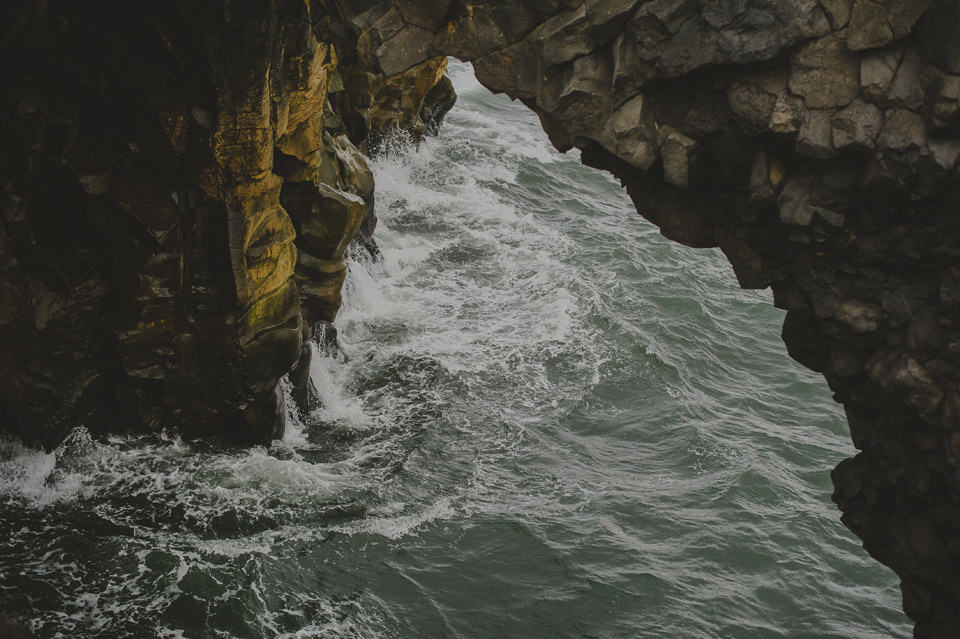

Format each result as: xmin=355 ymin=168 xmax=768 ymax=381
xmin=2 ymin=0 xmax=960 ymax=633
xmin=340 ymin=0 xmax=960 ymax=634
xmin=0 ymin=1 xmax=453 ymax=445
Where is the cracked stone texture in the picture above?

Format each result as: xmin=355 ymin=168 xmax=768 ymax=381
xmin=2 ymin=0 xmax=960 ymax=635
xmin=353 ymin=1 xmax=960 ymax=635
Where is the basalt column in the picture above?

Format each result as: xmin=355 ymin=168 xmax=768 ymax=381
xmin=345 ymin=0 xmax=960 ymax=635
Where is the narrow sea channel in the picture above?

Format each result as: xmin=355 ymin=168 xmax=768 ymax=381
xmin=0 ymin=61 xmax=909 ymax=639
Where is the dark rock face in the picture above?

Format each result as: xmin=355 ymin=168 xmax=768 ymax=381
xmin=0 ymin=1 xmax=454 ymax=446
xmin=360 ymin=0 xmax=959 ymax=635
xmin=2 ymin=0 xmax=960 ymax=634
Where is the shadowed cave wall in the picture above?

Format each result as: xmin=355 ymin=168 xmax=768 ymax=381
xmin=2 ymin=1 xmax=960 ymax=636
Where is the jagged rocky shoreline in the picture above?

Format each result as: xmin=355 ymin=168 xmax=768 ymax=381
xmin=2 ymin=1 xmax=960 ymax=635
xmin=0 ymin=1 xmax=456 ymax=447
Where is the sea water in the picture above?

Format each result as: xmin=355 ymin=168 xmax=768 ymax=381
xmin=0 ymin=62 xmax=910 ymax=638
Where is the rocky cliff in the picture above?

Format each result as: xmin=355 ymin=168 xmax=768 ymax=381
xmin=2 ymin=0 xmax=960 ymax=635
xmin=349 ymin=2 xmax=958 ymax=635
xmin=0 ymin=0 xmax=455 ymax=447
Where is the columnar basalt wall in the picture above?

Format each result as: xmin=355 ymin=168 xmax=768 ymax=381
xmin=348 ymin=0 xmax=959 ymax=635
xmin=2 ymin=0 xmax=959 ymax=635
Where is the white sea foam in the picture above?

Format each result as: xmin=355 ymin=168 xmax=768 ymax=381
xmin=1 ymin=59 xmax=904 ymax=639
xmin=307 ymin=343 xmax=372 ymax=429
xmin=213 ymin=449 xmax=345 ymax=497
xmin=0 ymin=441 xmax=58 ymax=503
xmin=0 ymin=427 xmax=111 ymax=506
xmin=446 ymin=62 xmax=562 ymax=166
xmin=340 ymin=259 xmax=396 ymax=320
xmin=333 ymin=496 xmax=457 ymax=540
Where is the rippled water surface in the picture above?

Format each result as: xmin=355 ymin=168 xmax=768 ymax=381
xmin=0 ymin=62 xmax=909 ymax=638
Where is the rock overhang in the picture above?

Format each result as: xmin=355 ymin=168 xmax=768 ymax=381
xmin=1 ymin=1 xmax=959 ymax=634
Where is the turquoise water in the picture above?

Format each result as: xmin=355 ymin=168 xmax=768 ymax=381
xmin=0 ymin=62 xmax=909 ymax=638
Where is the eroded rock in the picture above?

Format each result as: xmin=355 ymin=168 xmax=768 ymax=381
xmin=0 ymin=0 xmax=455 ymax=442
xmin=323 ymin=3 xmax=960 ymax=634
xmin=2 ymin=1 xmax=959 ymax=635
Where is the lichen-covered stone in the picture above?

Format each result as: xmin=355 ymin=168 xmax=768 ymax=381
xmin=0 ymin=0 xmax=455 ymax=444
xmin=369 ymin=57 xmax=452 ymax=148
